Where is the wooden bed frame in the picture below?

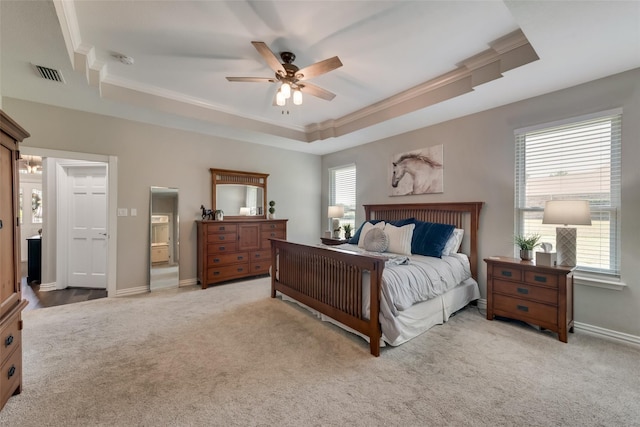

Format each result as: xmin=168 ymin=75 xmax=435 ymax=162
xmin=270 ymin=202 xmax=483 ymax=356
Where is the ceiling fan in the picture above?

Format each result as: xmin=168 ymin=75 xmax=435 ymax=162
xmin=226 ymin=41 xmax=343 ymax=106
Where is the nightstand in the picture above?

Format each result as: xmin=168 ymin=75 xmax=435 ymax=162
xmin=484 ymin=256 xmax=575 ymax=342
xmin=321 ymin=237 xmax=349 ymax=246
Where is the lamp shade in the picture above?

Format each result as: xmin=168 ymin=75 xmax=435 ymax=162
xmin=542 ymin=200 xmax=592 ymax=226
xmin=328 ymin=205 xmax=344 ymax=218
xmin=239 ymin=207 xmax=250 ymax=216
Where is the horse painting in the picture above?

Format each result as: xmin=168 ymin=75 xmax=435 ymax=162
xmin=390 ymin=149 xmax=443 ymax=195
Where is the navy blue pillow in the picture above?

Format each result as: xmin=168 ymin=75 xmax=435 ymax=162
xmin=410 ymin=221 xmax=455 ymax=258
xmin=348 ymin=220 xmax=384 ymax=244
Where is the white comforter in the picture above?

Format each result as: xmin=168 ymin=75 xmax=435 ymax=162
xmin=333 ymin=244 xmax=473 ymax=343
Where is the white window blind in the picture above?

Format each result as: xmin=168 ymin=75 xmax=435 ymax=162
xmin=515 ymin=111 xmax=621 ymax=276
xmin=329 ymin=164 xmax=356 ymax=236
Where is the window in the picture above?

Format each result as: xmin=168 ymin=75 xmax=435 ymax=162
xmin=515 ymin=110 xmax=621 ymax=276
xmin=329 ymin=164 xmax=356 ymax=237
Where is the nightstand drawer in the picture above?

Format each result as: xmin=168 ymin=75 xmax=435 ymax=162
xmin=524 ymin=271 xmax=558 ymax=288
xmin=493 ymin=294 xmax=557 ymax=326
xmin=493 ymin=280 xmax=557 ymax=305
xmin=0 ymin=344 xmax=22 ymax=408
xmin=492 ymin=266 xmax=522 ymax=281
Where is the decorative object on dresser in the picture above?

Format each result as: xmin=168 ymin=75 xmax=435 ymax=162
xmin=514 ymin=233 xmax=541 ymax=261
xmin=485 ymin=256 xmax=574 ymax=342
xmin=214 ymin=209 xmax=224 ymax=221
xmin=0 ymin=110 xmax=30 ymax=411
xmin=268 ymin=200 xmax=275 ymax=219
xmin=200 ymin=205 xmax=213 ymax=220
xmin=320 ymin=237 xmax=348 ymax=246
xmin=328 ymin=205 xmax=344 ymax=238
xmin=342 ymin=223 xmax=353 ymax=240
xmin=271 ymin=202 xmax=483 ymax=356
xmin=542 ymin=200 xmax=591 ymax=267
xmin=197 ymin=218 xmax=287 ymax=288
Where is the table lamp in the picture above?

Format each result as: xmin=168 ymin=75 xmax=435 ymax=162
xmin=328 ymin=205 xmax=344 ymax=239
xmin=542 ymin=200 xmax=591 ymax=267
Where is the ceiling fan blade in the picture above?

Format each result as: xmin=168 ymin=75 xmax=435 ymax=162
xmin=299 ymin=82 xmax=336 ymax=101
xmin=251 ymin=41 xmax=286 ymax=76
xmin=226 ymin=77 xmax=276 ymax=83
xmin=295 ymin=56 xmax=343 ymax=81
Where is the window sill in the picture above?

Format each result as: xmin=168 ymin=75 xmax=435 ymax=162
xmin=575 ymin=274 xmax=626 ymax=291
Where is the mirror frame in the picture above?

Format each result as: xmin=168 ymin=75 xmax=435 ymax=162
xmin=211 ymin=168 xmax=268 ymax=219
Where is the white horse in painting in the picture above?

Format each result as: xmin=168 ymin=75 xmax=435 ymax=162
xmin=391 ymin=153 xmax=443 ymax=195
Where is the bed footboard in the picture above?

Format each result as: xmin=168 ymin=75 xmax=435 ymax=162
xmin=270 ymin=239 xmax=385 ymax=356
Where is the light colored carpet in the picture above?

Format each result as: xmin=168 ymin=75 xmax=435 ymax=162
xmin=1 ymin=277 xmax=639 ymax=426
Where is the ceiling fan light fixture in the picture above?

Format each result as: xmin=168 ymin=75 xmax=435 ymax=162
xmin=293 ymin=89 xmax=303 ymax=105
xmin=276 ymin=90 xmax=286 ymax=106
xmin=281 ymin=82 xmax=291 ymax=99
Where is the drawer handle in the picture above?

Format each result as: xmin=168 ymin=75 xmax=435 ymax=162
xmin=219 ymin=236 xmax=225 ymax=240
xmin=269 ymin=224 xmax=276 ymax=229
xmin=517 ymin=287 xmax=529 ymax=295
xmin=254 ymin=253 xmax=261 ymax=258
xmin=5 ymin=334 xmax=14 ymax=347
xmin=213 ymin=271 xmax=220 ymax=276
xmin=213 ymin=258 xmax=220 ymax=263
xmin=534 ymin=275 xmax=547 ymax=283
xmin=501 ymin=270 xmax=512 ymax=277
xmin=218 ymin=246 xmax=226 ymax=251
xmin=237 ymin=256 xmax=244 ymax=260
xmin=237 ymin=267 xmax=244 ymax=272
xmin=218 ymin=226 xmax=226 ymax=231
xmin=270 ymin=232 xmax=276 ymax=237
xmin=7 ymin=365 xmax=16 ymax=379
xmin=517 ymin=305 xmax=529 ymax=312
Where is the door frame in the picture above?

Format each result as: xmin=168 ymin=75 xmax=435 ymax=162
xmin=20 ymin=147 xmax=118 ymax=297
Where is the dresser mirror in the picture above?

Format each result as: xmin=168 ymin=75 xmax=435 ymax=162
xmin=211 ymin=168 xmax=268 ymax=219
xmin=149 ymin=186 xmax=179 ymax=291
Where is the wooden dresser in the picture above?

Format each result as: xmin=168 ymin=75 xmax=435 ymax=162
xmin=1 ymin=110 xmax=30 ymax=411
xmin=197 ymin=219 xmax=287 ymax=289
xmin=485 ymin=256 xmax=574 ymax=342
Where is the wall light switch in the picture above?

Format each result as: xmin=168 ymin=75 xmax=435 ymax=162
xmin=131 ymin=208 xmax=137 ymax=216
xmin=117 ymin=208 xmax=128 ymax=217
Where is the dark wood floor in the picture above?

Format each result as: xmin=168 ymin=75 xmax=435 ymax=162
xmin=22 ymin=278 xmax=107 ymax=312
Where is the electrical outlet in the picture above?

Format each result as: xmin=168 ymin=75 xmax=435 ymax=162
xmin=131 ymin=208 xmax=137 ymax=216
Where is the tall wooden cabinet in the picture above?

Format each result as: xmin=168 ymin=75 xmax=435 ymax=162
xmin=0 ymin=110 xmax=30 ymax=410
xmin=197 ymin=219 xmax=287 ymax=289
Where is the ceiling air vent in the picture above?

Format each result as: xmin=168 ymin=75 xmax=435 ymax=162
xmin=32 ymin=64 xmax=66 ymax=83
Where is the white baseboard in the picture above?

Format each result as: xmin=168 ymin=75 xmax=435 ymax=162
xmin=477 ymin=298 xmax=639 ymax=347
xmin=574 ymin=322 xmax=640 ymax=347
xmin=179 ymin=278 xmax=198 ymax=287
xmin=114 ymin=285 xmax=148 ymax=297
xmin=38 ymin=282 xmax=57 ymax=292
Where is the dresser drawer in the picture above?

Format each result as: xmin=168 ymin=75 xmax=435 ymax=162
xmin=207 ymin=242 xmax=238 ymax=253
xmin=0 ymin=343 xmax=22 ymax=408
xmin=250 ymin=261 xmax=270 ymax=274
xmin=0 ymin=316 xmax=21 ymax=365
xmin=493 ymin=279 xmax=557 ymax=305
xmin=493 ymin=294 xmax=557 ymax=327
xmin=524 ymin=271 xmax=558 ymax=288
xmin=206 ymin=233 xmax=237 ymax=243
xmin=207 ymin=263 xmax=250 ymax=282
xmin=207 ymin=252 xmax=249 ymax=266
xmin=261 ymin=222 xmax=286 ymax=232
xmin=491 ymin=265 xmax=523 ymax=281
xmin=251 ymin=250 xmax=270 ymax=261
xmin=206 ymin=224 xmax=237 ymax=234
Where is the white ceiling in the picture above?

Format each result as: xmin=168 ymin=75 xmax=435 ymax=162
xmin=2 ymin=1 xmax=639 ymax=155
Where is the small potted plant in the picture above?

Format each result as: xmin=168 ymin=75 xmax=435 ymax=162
xmin=214 ymin=209 xmax=224 ymax=221
xmin=515 ymin=233 xmax=541 ymax=260
xmin=268 ymin=200 xmax=275 ymax=219
xmin=343 ymin=224 xmax=353 ymax=240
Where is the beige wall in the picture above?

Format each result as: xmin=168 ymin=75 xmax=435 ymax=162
xmin=3 ymin=99 xmax=321 ymax=292
xmin=322 ymin=68 xmax=640 ymax=338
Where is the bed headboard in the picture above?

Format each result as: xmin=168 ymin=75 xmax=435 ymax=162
xmin=363 ymin=202 xmax=483 ymax=280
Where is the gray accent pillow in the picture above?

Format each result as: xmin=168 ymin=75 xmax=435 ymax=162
xmin=363 ymin=227 xmax=389 ymax=252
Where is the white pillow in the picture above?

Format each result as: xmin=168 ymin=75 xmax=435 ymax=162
xmin=357 ymin=221 xmax=386 ymax=248
xmin=384 ymin=223 xmax=415 ymax=256
xmin=442 ymin=228 xmax=464 ymax=256
xmin=362 ymin=228 xmax=389 ymax=252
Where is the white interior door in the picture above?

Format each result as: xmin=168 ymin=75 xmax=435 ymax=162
xmin=66 ymin=165 xmax=107 ymax=288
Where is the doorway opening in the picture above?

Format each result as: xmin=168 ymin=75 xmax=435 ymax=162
xmin=18 ymin=148 xmax=118 ymax=311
